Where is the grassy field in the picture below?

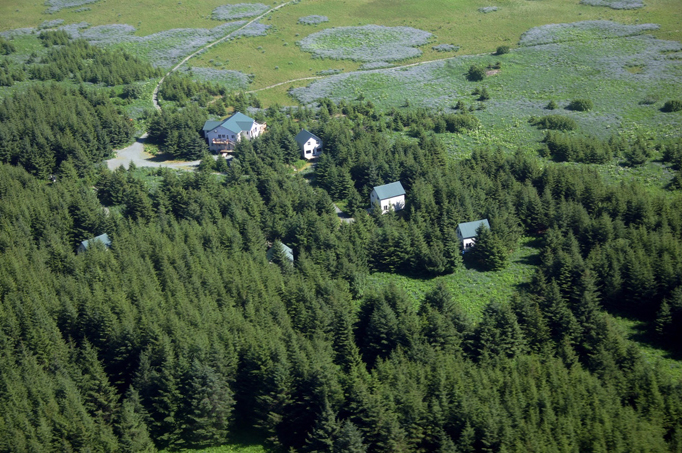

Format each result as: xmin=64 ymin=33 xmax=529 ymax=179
xmin=367 ymin=236 xmax=541 ymax=319
xmin=2 ymin=0 xmax=681 ymax=105
xmin=290 ymin=24 xmax=682 ymax=173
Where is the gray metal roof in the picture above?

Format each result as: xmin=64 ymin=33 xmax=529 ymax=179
xmin=457 ymin=219 xmax=490 ymax=239
xmin=202 ymin=120 xmax=221 ymax=132
xmin=80 ymin=233 xmax=112 ymax=250
xmin=372 ymin=181 xmax=405 ymax=200
xmin=267 ymin=242 xmax=294 ymax=263
xmin=202 ymin=112 xmax=255 ymax=134
xmin=294 ymin=129 xmax=320 ymax=147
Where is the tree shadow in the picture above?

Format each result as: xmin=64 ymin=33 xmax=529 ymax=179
xmin=605 ymin=307 xmax=682 ymax=362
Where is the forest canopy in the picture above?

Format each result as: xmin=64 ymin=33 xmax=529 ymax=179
xmin=0 ymin=84 xmax=134 ymax=177
xmin=0 ymin=98 xmax=681 ymax=451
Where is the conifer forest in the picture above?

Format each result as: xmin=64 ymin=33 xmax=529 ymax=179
xmin=0 ymin=1 xmax=681 ymax=452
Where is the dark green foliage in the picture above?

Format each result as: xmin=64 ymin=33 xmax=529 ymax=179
xmin=495 ymin=45 xmax=510 ymax=55
xmin=0 ymin=59 xmax=25 ymax=86
xmin=0 ymin=84 xmax=133 ymax=177
xmin=30 ymin=39 xmax=162 ymax=85
xmin=478 ymin=87 xmax=490 ymax=101
xmin=530 ymin=114 xmax=578 ymax=131
xmin=39 ymin=29 xmax=71 ymax=46
xmin=623 ymin=136 xmax=653 ymax=166
xmin=546 ymin=100 xmax=557 ymax=110
xmin=470 ymin=224 xmax=510 ymax=270
xmin=661 ymin=100 xmax=682 ymax=112
xmin=466 ymin=65 xmax=486 ymax=81
xmin=117 ymin=388 xmax=156 ymax=452
xmin=662 ymin=138 xmax=682 ymax=169
xmin=159 ymin=72 xmax=223 ymax=105
xmin=0 ymin=99 xmax=681 ymax=453
xmin=567 ymin=99 xmax=594 ymax=111
xmin=147 ymin=105 xmax=208 ymax=159
xmin=334 ymin=420 xmax=366 ymax=453
xmin=442 ymin=112 xmax=480 ymax=133
xmin=543 ymin=131 xmax=613 ymax=164
xmin=121 ymin=84 xmax=144 ymax=100
xmin=0 ymin=36 xmax=16 ymax=55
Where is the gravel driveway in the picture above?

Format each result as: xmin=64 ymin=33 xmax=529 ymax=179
xmin=106 ymin=134 xmax=202 ymax=171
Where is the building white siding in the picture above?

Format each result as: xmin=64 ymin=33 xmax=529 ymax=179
xmin=205 ymin=122 xmax=266 ymax=152
xmin=302 ymin=138 xmax=322 ymax=160
xmin=371 ymin=191 xmax=405 ymax=213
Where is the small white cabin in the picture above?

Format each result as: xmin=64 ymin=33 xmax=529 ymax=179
xmin=456 ymin=219 xmax=490 ymax=251
xmin=370 ymin=181 xmax=406 ymax=214
xmin=202 ymin=112 xmax=266 ymax=154
xmin=295 ymin=129 xmax=322 ymax=160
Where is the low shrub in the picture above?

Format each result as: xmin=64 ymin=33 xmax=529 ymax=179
xmin=495 ymin=45 xmax=510 ymax=55
xmin=212 ymin=3 xmax=269 ymax=20
xmin=0 ymin=37 xmax=15 ymax=55
xmin=442 ymin=112 xmax=480 ymax=133
xmin=298 ymin=15 xmax=328 ymax=25
xmin=543 ymin=131 xmax=613 ymax=163
xmin=432 ymin=44 xmax=459 ymax=52
xmin=530 ymin=115 xmax=578 ymax=131
xmin=39 ymin=30 xmax=71 ymax=47
xmin=546 ymin=100 xmax=557 ymax=110
xmin=44 ymin=0 xmax=99 ymax=14
xmin=466 ymin=65 xmax=486 ymax=81
xmin=567 ymin=99 xmax=593 ymax=111
xmin=297 ymin=25 xmax=432 ymax=62
xmin=662 ymin=100 xmax=682 ymax=112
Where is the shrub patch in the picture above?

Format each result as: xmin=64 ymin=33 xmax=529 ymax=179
xmin=297 ymin=25 xmax=432 ymax=62
xmin=211 ymin=3 xmax=269 ymax=21
xmin=298 ymin=15 xmax=329 ymax=25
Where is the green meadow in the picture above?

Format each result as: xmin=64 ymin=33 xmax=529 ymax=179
xmin=368 ymin=236 xmax=541 ymax=319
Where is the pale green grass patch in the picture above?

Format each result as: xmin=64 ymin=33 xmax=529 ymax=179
xmin=367 ymin=237 xmax=539 ymax=319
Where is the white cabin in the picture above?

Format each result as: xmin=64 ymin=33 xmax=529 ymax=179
xmin=456 ymin=219 xmax=490 ymax=251
xmin=370 ymin=181 xmax=406 ymax=214
xmin=295 ymin=129 xmax=323 ymax=160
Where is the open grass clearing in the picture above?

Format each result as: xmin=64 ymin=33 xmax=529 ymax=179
xmin=291 ymin=27 xmax=682 ymax=160
xmin=367 ymin=237 xmax=540 ymax=319
xmin=1 ymin=0 xmax=681 ymax=100
xmin=612 ymin=315 xmax=682 ymax=381
xmin=188 ymin=0 xmax=682 ymax=98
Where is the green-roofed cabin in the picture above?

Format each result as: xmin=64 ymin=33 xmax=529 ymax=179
xmin=77 ymin=233 xmax=112 ymax=254
xmin=370 ymin=181 xmax=406 ymax=214
xmin=202 ymin=112 xmax=266 ymax=154
xmin=295 ymin=129 xmax=322 ymax=160
xmin=456 ymin=219 xmax=490 ymax=251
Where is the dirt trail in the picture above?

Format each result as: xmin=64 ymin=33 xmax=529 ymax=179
xmin=152 ymin=0 xmax=294 ymax=110
xmin=114 ymin=2 xmax=293 ymax=170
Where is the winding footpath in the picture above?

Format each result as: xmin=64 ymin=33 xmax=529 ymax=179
xmin=152 ymin=1 xmax=294 ymax=111
xmin=246 ymin=55 xmax=464 ymax=94
xmin=108 ymin=1 xmax=293 ymax=170
xmin=108 ymin=3 xmax=470 ymax=171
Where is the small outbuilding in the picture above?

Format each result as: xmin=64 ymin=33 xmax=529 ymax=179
xmin=456 ymin=219 xmax=490 ymax=251
xmin=267 ymin=241 xmax=294 ymax=264
xmin=295 ymin=129 xmax=323 ymax=160
xmin=78 ymin=233 xmax=112 ymax=254
xmin=370 ymin=181 xmax=406 ymax=213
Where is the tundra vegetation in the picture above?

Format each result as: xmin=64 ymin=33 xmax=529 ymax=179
xmin=0 ymin=0 xmax=681 ymax=451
